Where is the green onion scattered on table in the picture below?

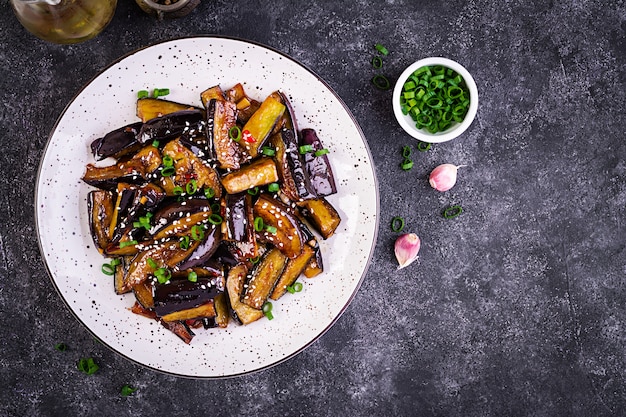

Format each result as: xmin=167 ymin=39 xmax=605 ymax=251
xmin=443 ymin=205 xmax=463 ymax=219
xmin=400 ymin=65 xmax=470 ymax=133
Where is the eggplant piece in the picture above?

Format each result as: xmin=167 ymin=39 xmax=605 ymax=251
xmin=90 ymin=121 xmax=142 ymax=161
xmin=153 ymin=276 xmax=222 ymax=317
xmin=152 ymin=210 xmax=212 ymax=241
xmin=150 ymin=199 xmax=212 ymax=236
xmin=161 ymin=301 xmax=216 ymax=322
xmin=236 ymin=98 xmax=261 ymax=125
xmin=137 ymin=98 xmax=201 ymax=123
xmin=131 ymin=301 xmax=157 ymax=320
xmin=176 ymin=225 xmax=222 ymax=270
xmin=224 ymin=83 xmax=245 ymax=103
xmin=113 ymin=256 xmax=133 ymax=295
xmin=212 ymin=292 xmax=230 ymax=328
xmin=206 ymin=98 xmax=246 ymax=170
xmin=137 ymin=110 xmax=205 ymax=144
xmin=300 ymin=128 xmax=337 ymax=197
xmin=254 ymin=194 xmax=304 ymax=259
xmin=297 ymin=197 xmax=341 ymax=239
xmin=200 ymin=85 xmax=226 ymax=107
xmin=270 ymin=243 xmax=314 ymax=300
xmin=241 ymin=95 xmax=286 ymax=157
xmin=213 ymin=242 xmax=244 ymax=268
xmin=241 ymin=247 xmax=288 ymax=309
xmin=220 ymin=157 xmax=279 ymax=195
xmin=224 ymin=192 xmax=258 ymax=259
xmin=271 ymin=129 xmax=317 ymax=201
xmin=303 ymin=239 xmax=323 ymax=278
xmin=83 ymin=145 xmax=162 ymax=190
xmin=123 ymin=241 xmax=194 ymax=291
xmin=226 ymin=264 xmax=264 ymax=325
xmin=173 ymin=260 xmax=224 ymax=280
xmin=108 ymin=182 xmax=167 ymax=246
xmin=159 ymin=139 xmax=222 ymax=198
xmin=82 ymin=159 xmax=146 ymax=190
xmin=133 ymin=280 xmax=154 ymax=309
xmin=87 ymin=190 xmax=114 ymax=253
xmin=160 ymin=320 xmax=195 ymax=344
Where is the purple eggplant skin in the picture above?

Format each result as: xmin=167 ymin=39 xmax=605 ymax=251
xmin=300 ymin=129 xmax=337 ymax=197
xmin=225 ymin=192 xmax=255 ymax=242
xmin=111 ymin=183 xmax=167 ymax=243
xmin=160 ymin=320 xmax=195 ymax=344
xmin=137 ymin=110 xmax=205 ymax=144
xmin=91 ymin=121 xmax=143 ymax=161
xmin=153 ymin=277 xmax=222 ymax=317
xmin=150 ymin=198 xmax=212 ymax=236
xmin=281 ymin=128 xmax=317 ymax=200
xmin=176 ymin=225 xmax=222 ymax=270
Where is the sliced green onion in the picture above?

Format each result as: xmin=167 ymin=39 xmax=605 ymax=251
xmin=110 ymin=258 xmax=121 ymax=267
xmin=119 ymin=240 xmax=138 ymax=248
xmin=151 ymin=140 xmax=160 ymax=148
xmin=153 ymin=88 xmax=170 ymax=98
xmin=375 ymin=43 xmax=389 ymax=56
xmin=229 ymin=126 xmax=242 ymax=142
xmin=208 ymin=214 xmax=223 ymax=225
xmin=55 ymin=342 xmax=68 ymax=352
xmin=161 ymin=166 xmax=175 ymax=177
xmin=247 ymin=186 xmax=259 ymax=196
xmin=402 ymin=145 xmax=411 ymax=158
xmin=185 ymin=179 xmax=197 ymax=195
xmin=401 ymin=158 xmax=413 ymax=171
xmin=265 ymin=225 xmax=277 ymax=234
xmin=299 ymin=144 xmax=314 ymax=154
xmin=267 ymin=183 xmax=280 ymax=193
xmin=287 ymin=282 xmax=303 ymax=293
xmin=314 ymin=148 xmax=329 ymax=157
xmin=400 ymin=65 xmax=470 ymax=133
xmin=191 ymin=224 xmax=205 ymax=241
xmin=372 ymin=56 xmax=383 ymax=68
xmin=443 ymin=205 xmax=463 ymax=219
xmin=391 ymin=216 xmax=405 ymax=232
xmin=173 ymin=186 xmax=184 ymax=196
xmin=147 ymin=257 xmax=158 ymax=269
xmin=254 ymin=217 xmax=264 ymax=232
xmin=120 ymin=385 xmax=137 ymax=397
xmin=211 ymin=203 xmax=221 ymax=213
xmin=371 ymin=74 xmax=391 ymax=90
xmin=262 ymin=302 xmax=274 ymax=320
xmin=179 ymin=235 xmax=190 ymax=250
xmin=261 ymin=146 xmax=276 ymax=156
xmin=154 ymin=267 xmax=171 ymax=284
xmin=162 ymin=155 xmax=173 ymax=167
xmin=417 ymin=141 xmax=431 ymax=152
xmin=101 ymin=263 xmax=115 ymax=275
xmin=249 ymin=256 xmax=260 ymax=264
xmin=137 ymin=90 xmax=149 ymax=99
xmin=77 ymin=358 xmax=99 ymax=375
xmin=188 ymin=271 xmax=198 ymax=282
xmin=204 ymin=187 xmax=215 ymax=199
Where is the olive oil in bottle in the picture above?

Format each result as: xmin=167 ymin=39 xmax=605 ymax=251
xmin=11 ymin=0 xmax=117 ymax=45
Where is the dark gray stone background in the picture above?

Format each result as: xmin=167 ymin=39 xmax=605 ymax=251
xmin=1 ymin=0 xmax=625 ymax=416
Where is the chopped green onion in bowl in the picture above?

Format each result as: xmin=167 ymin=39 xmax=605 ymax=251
xmin=392 ymin=57 xmax=478 ymax=143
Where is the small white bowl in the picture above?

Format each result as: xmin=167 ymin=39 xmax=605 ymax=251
xmin=392 ymin=57 xmax=478 ymax=143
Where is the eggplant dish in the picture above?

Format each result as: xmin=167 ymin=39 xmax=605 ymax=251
xmin=83 ymin=83 xmax=342 ymax=344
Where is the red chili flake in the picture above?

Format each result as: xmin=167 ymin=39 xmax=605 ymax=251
xmin=242 ymin=129 xmax=256 ymax=143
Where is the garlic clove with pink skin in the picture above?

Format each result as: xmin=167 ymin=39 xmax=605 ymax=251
xmin=395 ymin=233 xmax=421 ymax=270
xmin=429 ymin=163 xmax=466 ymax=192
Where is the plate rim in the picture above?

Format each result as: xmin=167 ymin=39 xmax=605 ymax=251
xmin=34 ymin=35 xmax=380 ymax=379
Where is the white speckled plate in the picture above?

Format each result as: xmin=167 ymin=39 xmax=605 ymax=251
xmin=35 ymin=36 xmax=378 ymax=378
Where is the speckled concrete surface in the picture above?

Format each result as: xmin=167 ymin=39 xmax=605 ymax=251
xmin=1 ymin=0 xmax=625 ymax=416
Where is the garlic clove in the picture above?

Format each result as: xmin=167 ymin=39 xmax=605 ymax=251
xmin=394 ymin=233 xmax=421 ymax=270
xmin=429 ymin=163 xmax=465 ymax=192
